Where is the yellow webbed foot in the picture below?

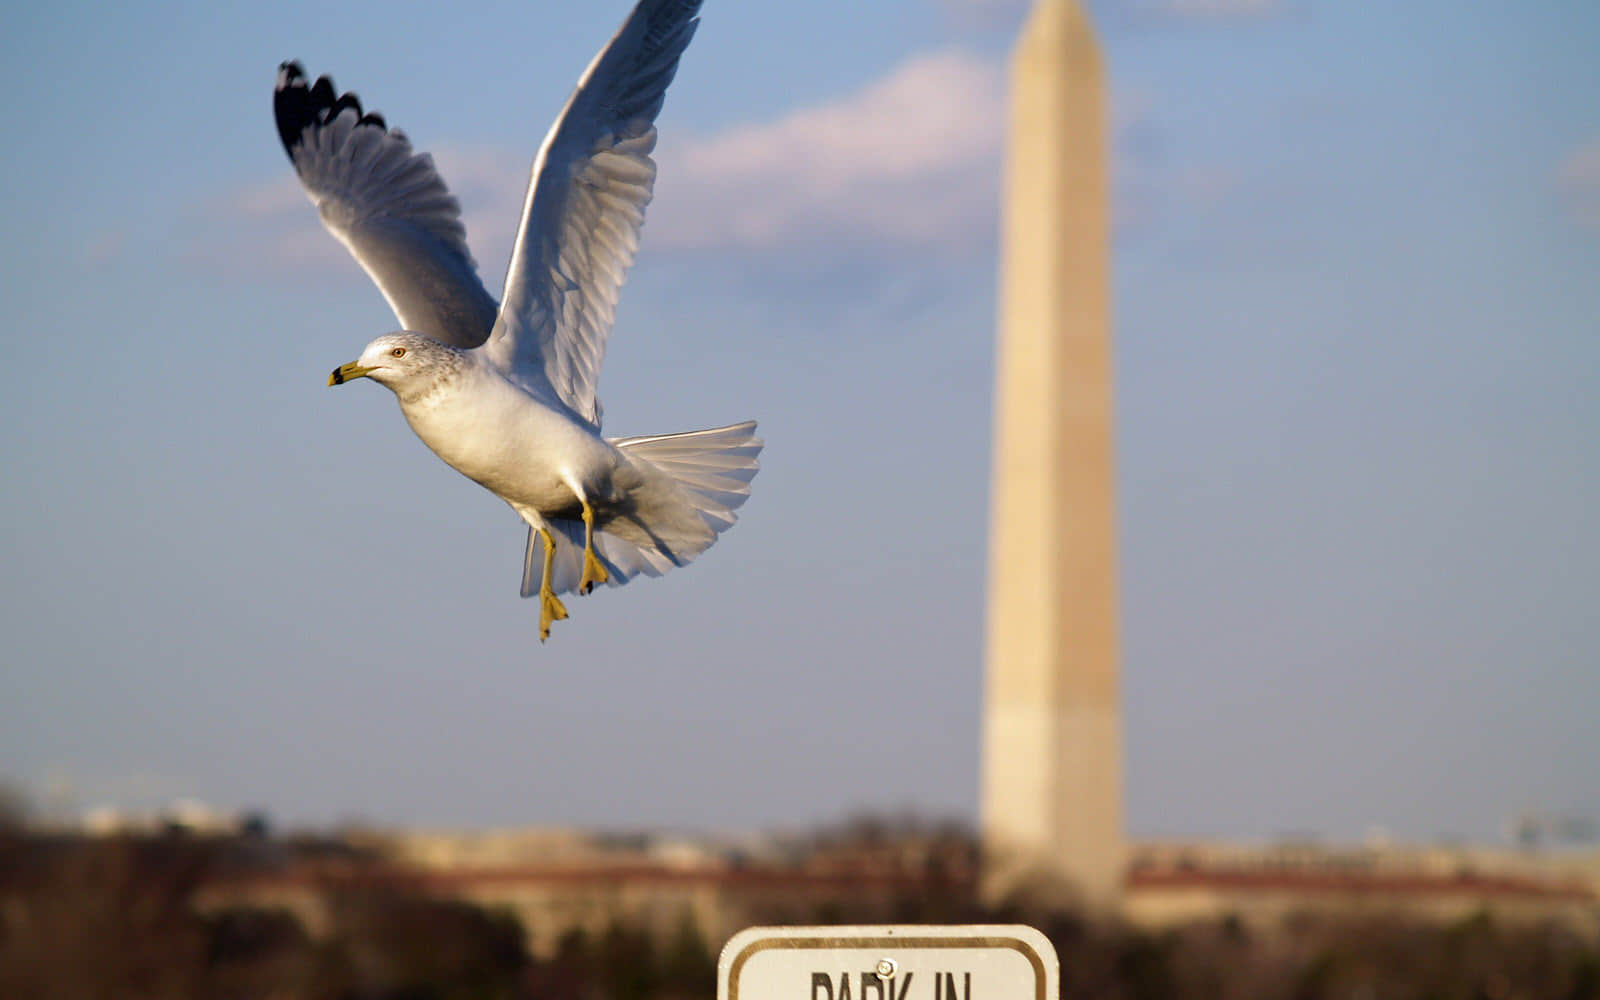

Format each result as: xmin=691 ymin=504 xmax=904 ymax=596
xmin=539 ymin=589 xmax=569 ymax=643
xmin=579 ymin=550 xmax=609 ymax=596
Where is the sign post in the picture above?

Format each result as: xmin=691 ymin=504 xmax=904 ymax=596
xmin=718 ymin=925 xmax=1058 ymax=1000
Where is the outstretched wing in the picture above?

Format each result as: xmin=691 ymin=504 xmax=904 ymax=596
xmin=481 ymin=0 xmax=703 ymax=427
xmin=273 ymin=62 xmax=499 ymax=348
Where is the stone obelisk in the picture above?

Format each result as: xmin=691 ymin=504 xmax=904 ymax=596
xmin=979 ymin=0 xmax=1123 ymax=909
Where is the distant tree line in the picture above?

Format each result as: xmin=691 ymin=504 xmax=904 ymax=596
xmin=1 ymin=826 xmax=1597 ymax=1000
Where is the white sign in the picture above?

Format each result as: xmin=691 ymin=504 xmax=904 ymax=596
xmin=718 ymin=925 xmax=1058 ymax=1000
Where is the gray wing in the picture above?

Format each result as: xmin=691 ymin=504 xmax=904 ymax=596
xmin=273 ymin=62 xmax=499 ymax=348
xmin=480 ymin=0 xmax=703 ymax=428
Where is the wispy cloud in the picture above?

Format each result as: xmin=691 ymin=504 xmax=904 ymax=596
xmin=83 ymin=229 xmax=127 ymax=268
xmin=1557 ymin=139 xmax=1600 ymax=228
xmin=221 ymin=50 xmax=1007 ymax=273
xmin=939 ymin=0 xmax=1027 ymax=12
xmin=219 ymin=45 xmax=1238 ymax=278
xmin=221 ymin=174 xmax=352 ymax=276
xmin=651 ymin=49 xmax=1006 ymax=254
xmin=934 ymin=0 xmax=1029 ymax=29
xmin=1130 ymin=0 xmax=1284 ymax=18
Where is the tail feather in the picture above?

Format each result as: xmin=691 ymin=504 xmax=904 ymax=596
xmin=521 ymin=420 xmax=761 ymax=597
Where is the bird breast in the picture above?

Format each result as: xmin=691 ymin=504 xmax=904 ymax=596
xmin=398 ymin=368 xmax=614 ymax=514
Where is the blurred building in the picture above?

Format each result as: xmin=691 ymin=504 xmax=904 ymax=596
xmin=193 ymin=824 xmax=973 ymax=955
xmin=1125 ymin=839 xmax=1600 ymax=934
xmin=191 ymin=825 xmax=1599 ymax=956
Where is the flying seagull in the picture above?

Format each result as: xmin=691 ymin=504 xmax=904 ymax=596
xmin=274 ymin=0 xmax=760 ymax=641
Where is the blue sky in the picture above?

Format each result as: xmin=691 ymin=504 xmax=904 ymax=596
xmin=2 ymin=0 xmax=1596 ymax=843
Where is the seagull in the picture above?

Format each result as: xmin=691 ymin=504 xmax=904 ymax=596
xmin=274 ymin=0 xmax=760 ymax=641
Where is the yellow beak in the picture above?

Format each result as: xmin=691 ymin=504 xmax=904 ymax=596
xmin=329 ymin=362 xmax=374 ymax=386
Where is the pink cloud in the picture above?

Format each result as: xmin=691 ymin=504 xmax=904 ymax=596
xmin=1558 ymin=139 xmax=1600 ymax=228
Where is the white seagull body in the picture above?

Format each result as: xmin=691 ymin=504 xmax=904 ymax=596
xmin=274 ymin=0 xmax=760 ymax=640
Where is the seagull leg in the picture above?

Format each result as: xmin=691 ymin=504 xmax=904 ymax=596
xmin=578 ymin=500 xmax=610 ymax=596
xmin=538 ymin=527 xmax=568 ymax=642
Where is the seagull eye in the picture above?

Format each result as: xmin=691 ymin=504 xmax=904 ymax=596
xmin=391 ymin=347 xmax=407 ymax=358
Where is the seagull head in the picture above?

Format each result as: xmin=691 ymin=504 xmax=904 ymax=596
xmin=328 ymin=332 xmax=466 ymax=398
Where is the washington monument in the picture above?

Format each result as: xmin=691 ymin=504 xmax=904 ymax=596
xmin=979 ymin=0 xmax=1123 ymax=908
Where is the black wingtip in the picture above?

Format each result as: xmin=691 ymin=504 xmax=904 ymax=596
xmin=273 ymin=61 xmax=389 ymax=161
xmin=273 ymin=60 xmax=316 ymax=157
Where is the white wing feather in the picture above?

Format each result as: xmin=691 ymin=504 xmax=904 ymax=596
xmin=482 ymin=0 xmax=703 ymax=427
xmin=273 ymin=62 xmax=499 ymax=349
